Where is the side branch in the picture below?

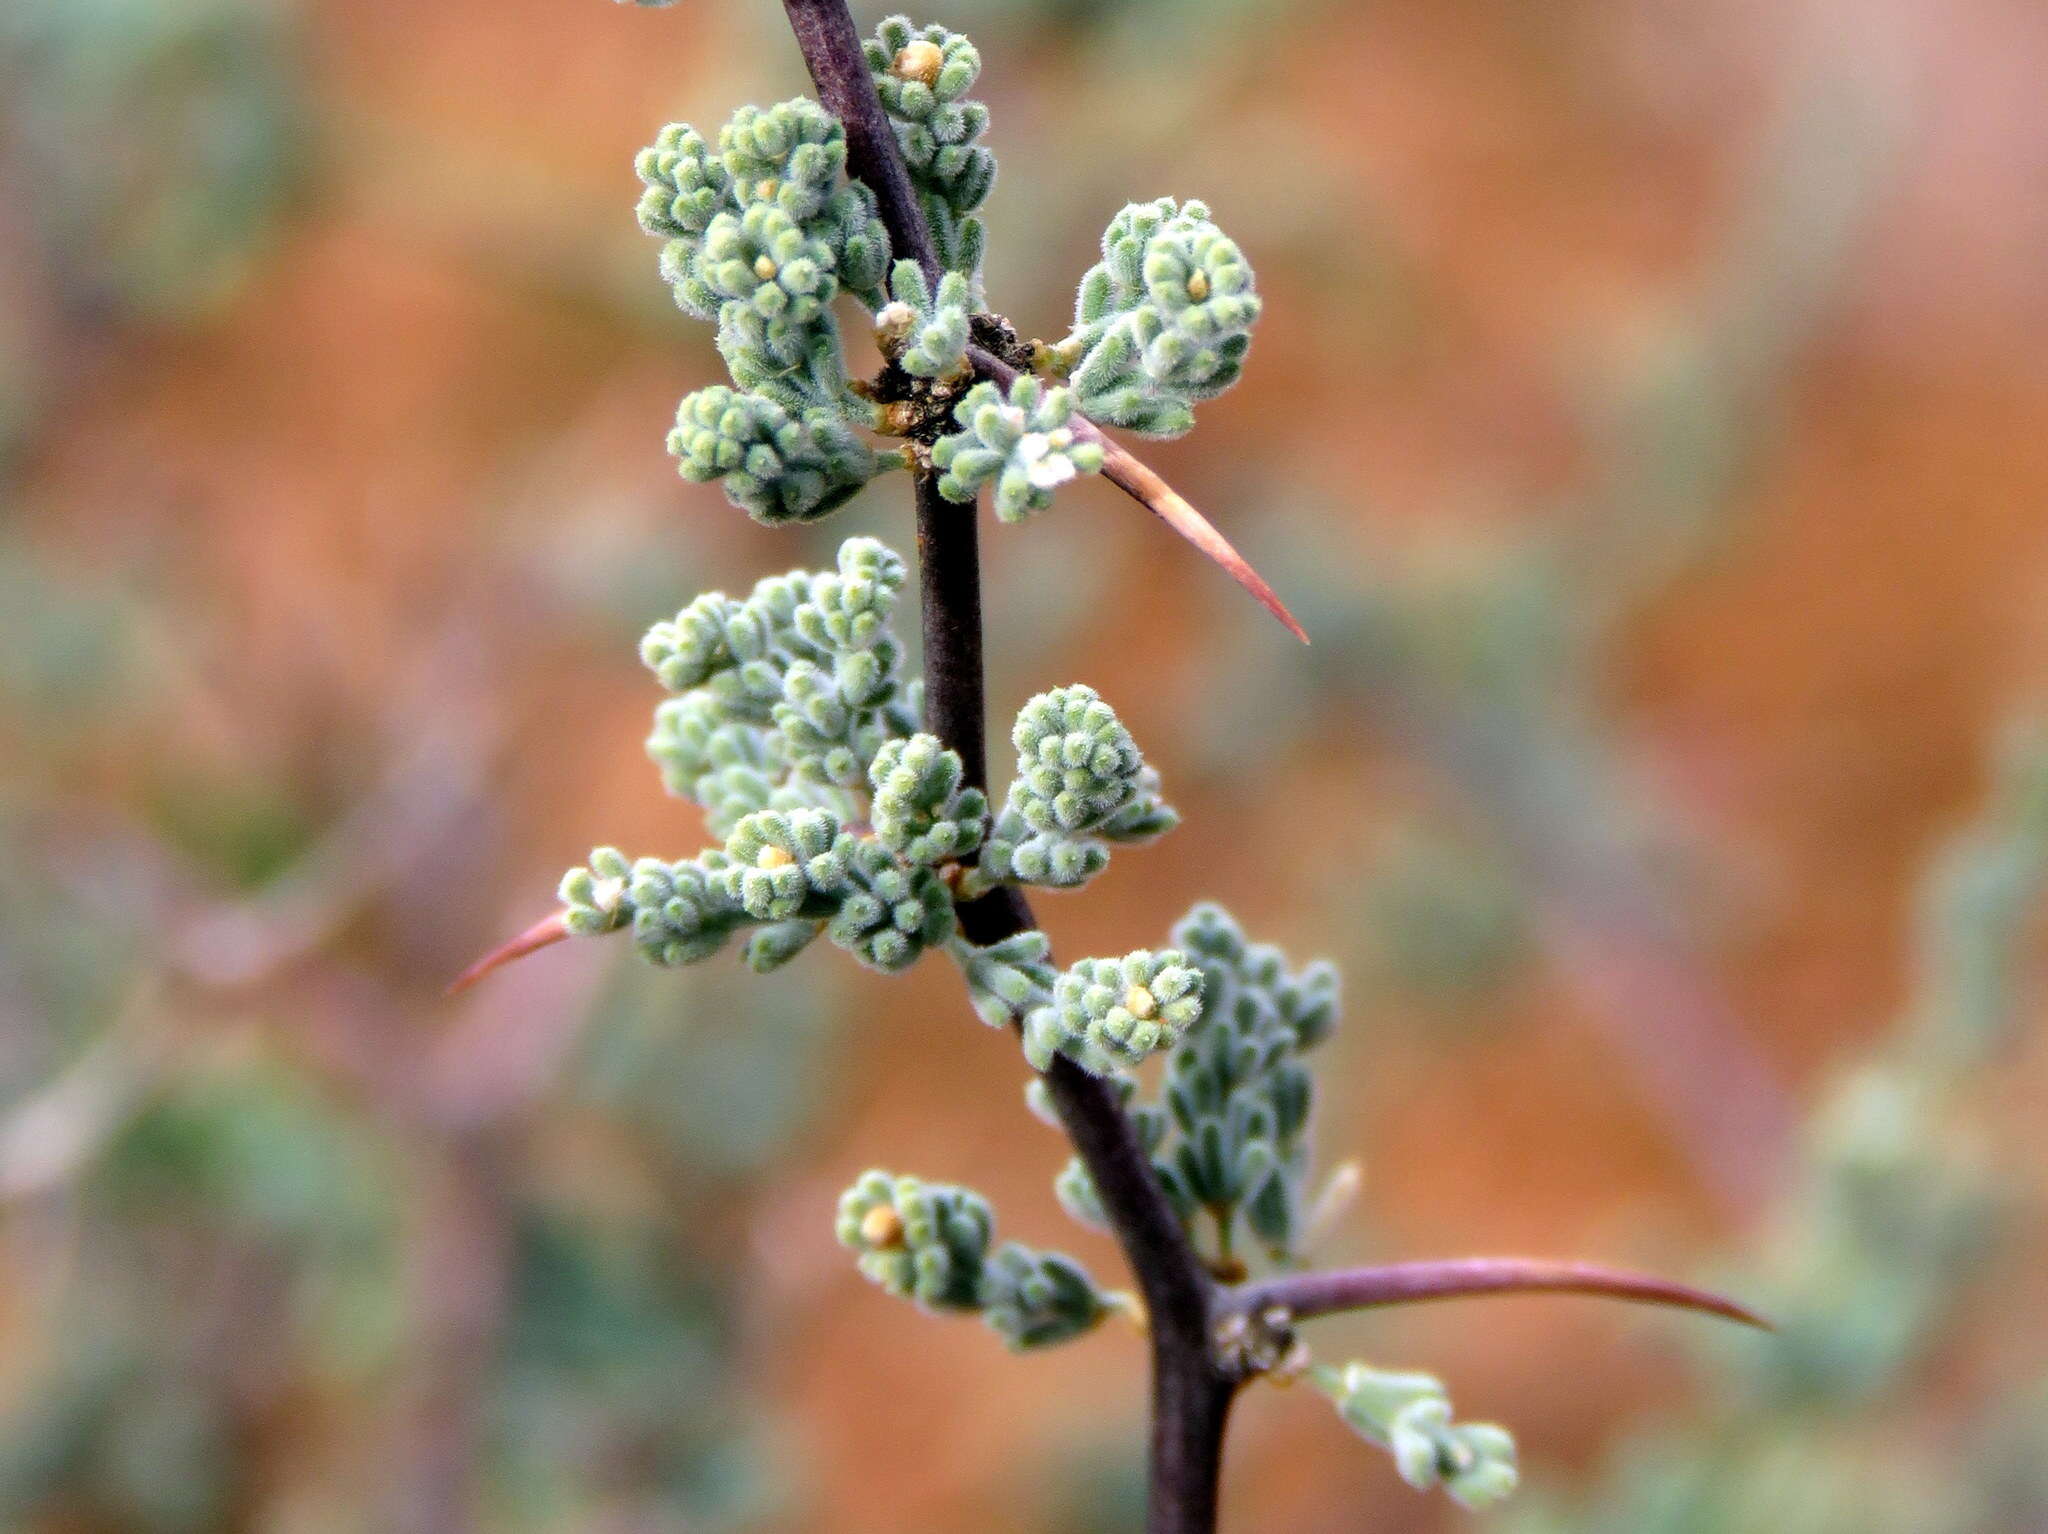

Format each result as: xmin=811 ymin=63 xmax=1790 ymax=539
xmin=1235 ymin=1258 xmax=1769 ymax=1329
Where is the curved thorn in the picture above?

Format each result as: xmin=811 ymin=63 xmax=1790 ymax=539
xmin=1235 ymin=1258 xmax=1770 ymax=1330
xmin=446 ymin=910 xmax=572 ymax=996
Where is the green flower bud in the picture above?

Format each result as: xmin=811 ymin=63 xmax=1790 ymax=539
xmin=668 ymin=385 xmax=879 ymax=526
xmin=836 ymin=1171 xmax=991 ymax=1311
xmin=1067 ymin=198 xmax=1260 ymax=438
xmin=879 ymin=260 xmax=972 ymax=380
xmin=718 ymin=808 xmax=846 ymax=920
xmin=640 ymin=592 xmax=739 ymax=692
xmin=864 ymin=17 xmax=993 ymax=279
xmin=699 ymin=204 xmax=839 ymax=334
xmin=826 ymin=840 xmax=955 ymax=972
xmin=633 ymin=121 xmax=735 ymax=319
xmin=719 ymin=98 xmax=846 ymax=222
xmin=791 ymin=536 xmax=908 ymax=652
xmin=1025 ymin=949 xmax=1205 ymax=1075
xmin=559 ymin=846 xmax=635 ymax=935
xmin=625 ymin=857 xmax=747 ymax=966
xmin=1010 ymin=684 xmax=1144 ymax=834
xmin=870 ymin=734 xmax=988 ymax=865
xmin=1317 ymin=1363 xmax=1518 ymax=1511
xmin=930 ymin=376 xmax=1103 ymax=523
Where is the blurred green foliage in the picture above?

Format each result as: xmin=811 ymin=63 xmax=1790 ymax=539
xmin=1513 ymin=729 xmax=2048 ymax=1534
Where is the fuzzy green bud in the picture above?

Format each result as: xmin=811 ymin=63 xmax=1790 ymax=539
xmin=1068 ymin=197 xmax=1260 ymax=437
xmin=668 ymin=385 xmax=879 ymax=526
xmin=1009 ymin=684 xmax=1144 ymax=834
xmin=827 ymin=840 xmax=955 ymax=972
xmin=719 ymin=98 xmax=846 ymax=222
xmin=864 ymin=17 xmax=994 ymax=279
xmin=836 ymin=1171 xmax=991 ymax=1311
xmin=1025 ymin=949 xmax=1205 ymax=1075
xmin=634 ymin=122 xmax=736 ymax=319
xmin=930 ymin=376 xmax=1103 ymax=522
xmin=626 ymin=856 xmax=747 ymax=966
xmin=869 ymin=734 xmax=988 ymax=865
xmin=1317 ymin=1363 xmax=1518 ymax=1511
xmin=718 ymin=808 xmax=846 ymax=920
xmin=559 ymin=846 xmax=635 ymax=935
xmin=880 ymin=260 xmax=972 ymax=380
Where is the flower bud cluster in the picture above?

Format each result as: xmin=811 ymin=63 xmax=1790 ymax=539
xmin=930 ymin=376 xmax=1104 ymax=523
xmin=1064 ymin=198 xmax=1261 ymax=438
xmin=980 ymin=684 xmax=1177 ymax=891
xmin=869 ymin=734 xmax=988 ymax=865
xmin=562 ymin=538 xmax=979 ymax=977
xmin=667 ymin=385 xmax=879 ymax=526
xmin=635 ymin=99 xmax=893 ymax=522
xmin=1023 ymin=949 xmax=1205 ymax=1075
xmin=1050 ymin=905 xmax=1338 ymax=1263
xmin=875 ymin=259 xmax=972 ymax=381
xmin=836 ymin=1171 xmax=1110 ymax=1349
xmin=863 ymin=17 xmax=994 ymax=282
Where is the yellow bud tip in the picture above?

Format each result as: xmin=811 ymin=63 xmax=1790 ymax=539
xmin=1124 ymin=984 xmax=1158 ymax=1020
xmin=893 ymin=39 xmax=945 ymax=86
xmin=752 ymin=254 xmax=778 ymax=281
xmin=755 ymin=845 xmax=795 ymax=869
xmin=860 ymin=1204 xmax=905 ymax=1249
xmin=1186 ymin=270 xmax=1210 ymax=301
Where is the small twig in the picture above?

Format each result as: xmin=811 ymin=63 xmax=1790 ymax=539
xmin=1235 ymin=1258 xmax=1770 ymax=1330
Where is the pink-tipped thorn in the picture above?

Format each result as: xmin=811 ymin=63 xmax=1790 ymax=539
xmin=446 ymin=910 xmax=572 ymax=996
xmin=1090 ymin=433 xmax=1310 ymax=645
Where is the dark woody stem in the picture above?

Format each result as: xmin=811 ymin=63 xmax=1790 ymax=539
xmin=781 ymin=3 xmax=1240 ymax=1527
xmin=771 ymin=7 xmax=1761 ymax=1530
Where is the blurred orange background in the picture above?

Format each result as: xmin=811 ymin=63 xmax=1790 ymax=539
xmin=4 ymin=0 xmax=2046 ymax=1530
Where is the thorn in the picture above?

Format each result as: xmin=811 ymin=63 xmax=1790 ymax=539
xmin=1088 ymin=430 xmax=1309 ymax=644
xmin=1305 ymin=1159 xmax=1365 ymax=1250
xmin=1238 ymin=1258 xmax=1772 ymax=1331
xmin=446 ymin=910 xmax=572 ymax=996
xmin=964 ymin=344 xmax=1308 ymax=643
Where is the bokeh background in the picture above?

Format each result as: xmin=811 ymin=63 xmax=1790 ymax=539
xmin=5 ymin=0 xmax=2048 ymax=1529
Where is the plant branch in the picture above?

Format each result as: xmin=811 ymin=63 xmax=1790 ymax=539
xmin=768 ymin=11 xmax=1762 ymax=1527
xmin=1235 ymin=1258 xmax=1770 ymax=1329
xmin=918 ymin=438 xmax=1238 ymax=1534
xmin=778 ymin=0 xmax=1301 ymax=641
xmin=782 ymin=4 xmax=1237 ymax=1525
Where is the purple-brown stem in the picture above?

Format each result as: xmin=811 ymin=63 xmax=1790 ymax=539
xmin=781 ymin=3 xmax=1239 ymax=1525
